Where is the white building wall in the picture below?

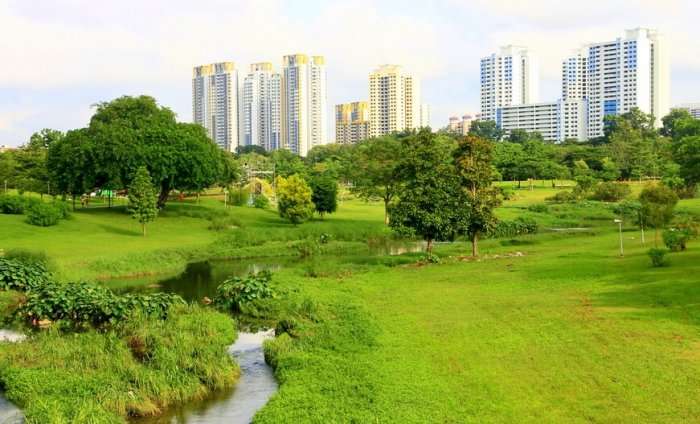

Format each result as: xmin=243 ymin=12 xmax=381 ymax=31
xmin=497 ymin=102 xmax=559 ymax=142
xmin=192 ymin=62 xmax=239 ymax=152
xmin=480 ymin=46 xmax=537 ymax=122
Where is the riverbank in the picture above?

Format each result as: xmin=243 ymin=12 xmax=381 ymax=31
xmin=0 ymin=305 xmax=238 ymax=423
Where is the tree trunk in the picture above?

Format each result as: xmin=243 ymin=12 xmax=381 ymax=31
xmin=471 ymin=234 xmax=479 ymax=257
xmin=426 ymin=239 xmax=433 ymax=254
xmin=383 ymin=198 xmax=390 ymax=225
xmin=157 ymin=180 xmax=171 ymax=209
xmin=640 ymin=225 xmax=645 ymax=245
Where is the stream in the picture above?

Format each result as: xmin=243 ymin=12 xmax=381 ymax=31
xmin=133 ymin=330 xmax=276 ymax=424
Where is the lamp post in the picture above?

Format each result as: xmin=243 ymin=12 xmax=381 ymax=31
xmin=614 ymin=219 xmax=624 ymax=257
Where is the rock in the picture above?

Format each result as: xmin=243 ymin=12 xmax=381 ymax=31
xmin=202 ymin=296 xmax=212 ymax=305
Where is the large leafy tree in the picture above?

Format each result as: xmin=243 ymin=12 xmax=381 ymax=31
xmin=389 ymin=130 xmax=464 ymax=254
xmin=346 ymin=135 xmax=403 ymax=225
xmin=276 ymin=174 xmax=314 ymax=225
xmin=310 ymin=175 xmax=338 ymax=219
xmin=128 ymin=166 xmax=158 ymax=236
xmin=454 ymin=135 xmax=501 ymax=256
xmin=468 ymin=120 xmax=504 ymax=141
xmin=639 ymin=185 xmax=679 ymax=246
xmin=48 ymin=96 xmax=228 ymax=208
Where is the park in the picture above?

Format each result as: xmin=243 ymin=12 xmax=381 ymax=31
xmin=1 ymin=96 xmax=699 ymax=423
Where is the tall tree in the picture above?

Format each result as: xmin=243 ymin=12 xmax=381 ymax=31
xmin=128 ymin=166 xmax=158 ymax=236
xmin=389 ymin=130 xmax=464 ymax=254
xmin=310 ymin=175 xmax=338 ymax=219
xmin=454 ymin=135 xmax=501 ymax=256
xmin=639 ymin=185 xmax=679 ymax=246
xmin=346 ymin=135 xmax=403 ymax=225
xmin=276 ymin=175 xmax=314 ymax=225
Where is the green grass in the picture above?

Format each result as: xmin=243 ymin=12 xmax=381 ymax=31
xmin=0 ymin=306 xmax=237 ymax=423
xmin=256 ymin=196 xmax=700 ymax=423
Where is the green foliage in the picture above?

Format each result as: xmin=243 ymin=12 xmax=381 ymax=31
xmin=599 ymin=157 xmax=621 ymax=181
xmin=468 ymin=120 xmax=504 ymax=141
xmin=25 ymin=201 xmax=63 ymax=226
xmin=3 ymin=249 xmax=51 ymax=268
xmin=546 ymin=190 xmax=577 ymax=203
xmin=663 ymin=217 xmax=698 ymax=251
xmin=639 ymin=185 xmax=679 ymax=234
xmin=647 ymin=247 xmax=669 ymax=267
xmin=289 ymin=238 xmax=321 ymax=258
xmin=574 ymin=174 xmax=598 ymax=196
xmin=486 ymin=217 xmax=538 ymax=238
xmin=0 ymin=258 xmax=51 ymax=291
xmin=18 ymin=281 xmax=185 ymax=327
xmin=276 ymin=175 xmax=314 ymax=225
xmin=527 ymin=203 xmax=549 ymax=213
xmin=390 ymin=130 xmax=464 ymax=253
xmin=421 ymin=253 xmax=441 ymax=264
xmin=0 ymin=305 xmax=237 ymax=422
xmin=310 ymin=176 xmax=338 ymax=218
xmin=213 ymin=270 xmax=275 ymax=313
xmin=672 ymin=135 xmax=700 ymax=189
xmin=346 ymin=135 xmax=403 ymax=224
xmin=208 ymin=214 xmax=242 ymax=231
xmin=454 ymin=135 xmax=502 ymax=256
xmin=590 ymin=182 xmax=632 ymax=202
xmin=128 ymin=166 xmax=158 ymax=236
xmin=253 ymin=193 xmax=270 ymax=209
xmin=0 ymin=194 xmax=34 ymax=214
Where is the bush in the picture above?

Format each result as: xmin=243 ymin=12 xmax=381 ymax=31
xmin=0 ymin=195 xmax=28 ymax=214
xmin=648 ymin=248 xmax=669 ymax=267
xmin=25 ymin=202 xmax=63 ymax=226
xmin=213 ymin=270 xmax=275 ymax=314
xmin=0 ymin=258 xmax=51 ymax=291
xmin=421 ymin=253 xmax=441 ymax=264
xmin=590 ymin=182 xmax=631 ymax=202
xmin=289 ymin=238 xmax=320 ymax=258
xmin=663 ymin=229 xmax=687 ymax=252
xmin=527 ymin=203 xmax=549 ymax=213
xmin=487 ymin=217 xmax=538 ymax=238
xmin=51 ymin=200 xmax=72 ymax=219
xmin=546 ymin=190 xmax=577 ymax=203
xmin=498 ymin=186 xmax=515 ymax=201
xmin=18 ymin=281 xmax=185 ymax=327
xmin=253 ymin=194 xmax=270 ymax=209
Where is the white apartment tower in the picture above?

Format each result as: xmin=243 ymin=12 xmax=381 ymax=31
xmin=369 ymin=65 xmax=421 ymax=138
xmin=480 ymin=46 xmax=538 ymax=122
xmin=241 ymin=63 xmax=282 ymax=151
xmin=584 ymin=28 xmax=669 ymax=138
xmin=192 ymin=62 xmax=239 ymax=152
xmin=281 ymin=54 xmax=328 ymax=157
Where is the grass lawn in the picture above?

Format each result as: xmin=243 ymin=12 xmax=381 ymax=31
xmin=258 ymin=225 xmax=700 ymax=423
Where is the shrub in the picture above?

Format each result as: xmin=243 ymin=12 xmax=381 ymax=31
xmin=0 ymin=195 xmax=28 ymax=214
xmin=487 ymin=217 xmax=538 ymax=238
xmin=51 ymin=200 xmax=72 ymax=219
xmin=289 ymin=238 xmax=320 ymax=258
xmin=421 ymin=253 xmax=441 ymax=264
xmin=253 ymin=194 xmax=270 ymax=209
xmin=319 ymin=233 xmax=332 ymax=244
xmin=546 ymin=190 xmax=577 ymax=203
xmin=0 ymin=258 xmax=51 ymax=291
xmin=590 ymin=182 xmax=631 ymax=202
xmin=527 ymin=203 xmax=549 ymax=213
xmin=663 ymin=229 xmax=687 ymax=252
xmin=25 ymin=202 xmax=63 ymax=226
xmin=648 ymin=248 xmax=669 ymax=267
xmin=213 ymin=271 xmax=275 ymax=314
xmin=498 ymin=186 xmax=515 ymax=201
xmin=18 ymin=281 xmax=185 ymax=327
xmin=275 ymin=318 xmax=299 ymax=338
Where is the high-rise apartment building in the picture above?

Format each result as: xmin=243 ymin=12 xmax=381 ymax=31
xmin=335 ymin=101 xmax=370 ymax=144
xmin=419 ymin=104 xmax=431 ymax=128
xmin=583 ymin=28 xmax=669 ymax=138
xmin=480 ymin=46 xmax=538 ymax=122
xmin=192 ymin=62 xmax=239 ymax=152
xmin=368 ymin=65 xmax=421 ymax=137
xmin=241 ymin=63 xmax=282 ymax=151
xmin=281 ymin=54 xmax=328 ymax=156
xmin=497 ymin=102 xmax=559 ymax=142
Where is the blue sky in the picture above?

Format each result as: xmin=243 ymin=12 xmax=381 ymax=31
xmin=1 ymin=0 xmax=698 ymax=145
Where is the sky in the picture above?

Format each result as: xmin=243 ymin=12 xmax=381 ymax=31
xmin=1 ymin=0 xmax=699 ymax=146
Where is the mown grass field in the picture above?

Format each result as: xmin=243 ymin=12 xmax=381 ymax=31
xmin=2 ymin=185 xmax=700 ymax=423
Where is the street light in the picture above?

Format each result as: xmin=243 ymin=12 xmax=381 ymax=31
xmin=614 ymin=219 xmax=624 ymax=257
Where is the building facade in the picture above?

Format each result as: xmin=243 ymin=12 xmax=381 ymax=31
xmin=368 ymin=65 xmax=421 ymax=138
xmin=281 ymin=54 xmax=328 ymax=156
xmin=192 ymin=62 xmax=239 ymax=152
xmin=583 ymin=28 xmax=669 ymax=138
xmin=335 ymin=101 xmax=370 ymax=144
xmin=497 ymin=102 xmax=559 ymax=142
xmin=480 ymin=46 xmax=538 ymax=122
xmin=419 ymin=104 xmax=431 ymax=128
xmin=241 ymin=62 xmax=282 ymax=151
